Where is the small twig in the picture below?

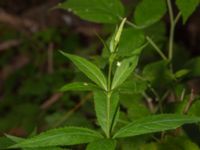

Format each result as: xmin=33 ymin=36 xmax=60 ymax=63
xmin=40 ymin=93 xmax=63 ymax=110
xmin=47 ymin=43 xmax=54 ymax=74
xmin=180 ymin=88 xmax=186 ymax=101
xmin=0 ymin=9 xmax=38 ymax=32
xmin=174 ymin=12 xmax=182 ymax=25
xmin=118 ymin=16 xmax=146 ymax=29
xmin=0 ymin=40 xmax=21 ymax=51
xmin=0 ymin=54 xmax=29 ymax=80
xmin=53 ymin=92 xmax=93 ymax=127
xmin=183 ymin=89 xmax=195 ymax=114
xmin=146 ymin=36 xmax=168 ymax=60
xmin=142 ymin=92 xmax=155 ymax=113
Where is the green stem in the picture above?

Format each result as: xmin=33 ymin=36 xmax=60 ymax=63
xmin=167 ymin=0 xmax=182 ymax=72
xmin=167 ymin=0 xmax=174 ymax=62
xmin=146 ymin=36 xmax=168 ymax=60
xmin=107 ymin=59 xmax=113 ymax=91
xmin=118 ymin=16 xmax=146 ymax=29
xmin=125 ymin=19 xmax=145 ymax=29
xmin=106 ymin=92 xmax=111 ymax=138
xmin=106 ymin=54 xmax=115 ymax=138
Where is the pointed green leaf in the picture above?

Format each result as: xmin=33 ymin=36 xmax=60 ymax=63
xmin=114 ymin=114 xmax=200 ymax=138
xmin=60 ymin=51 xmax=107 ymax=90
xmin=110 ymin=18 xmax=126 ymax=53
xmin=5 ymin=134 xmax=24 ymax=143
xmin=94 ymin=91 xmax=119 ymax=136
xmin=86 ymin=139 xmax=117 ymax=150
xmin=11 ymin=127 xmax=103 ymax=148
xmin=112 ymin=56 xmax=139 ymax=89
xmin=58 ymin=0 xmax=124 ymax=24
xmin=134 ymin=0 xmax=167 ymax=27
xmin=176 ymin=0 xmax=199 ymax=23
xmin=60 ymin=82 xmax=99 ymax=92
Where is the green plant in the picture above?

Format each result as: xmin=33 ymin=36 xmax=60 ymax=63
xmin=5 ymin=0 xmax=200 ymax=149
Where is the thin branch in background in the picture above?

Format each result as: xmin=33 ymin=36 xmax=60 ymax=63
xmin=142 ymin=92 xmax=155 ymax=113
xmin=0 ymin=40 xmax=21 ymax=51
xmin=0 ymin=54 xmax=29 ymax=80
xmin=167 ymin=0 xmax=181 ymax=70
xmin=0 ymin=9 xmax=38 ymax=32
xmin=47 ymin=43 xmax=54 ymax=74
xmin=52 ymin=92 xmax=93 ymax=127
xmin=183 ymin=89 xmax=195 ymax=114
xmin=40 ymin=93 xmax=63 ymax=110
xmin=146 ymin=36 xmax=168 ymax=60
xmin=180 ymin=88 xmax=186 ymax=101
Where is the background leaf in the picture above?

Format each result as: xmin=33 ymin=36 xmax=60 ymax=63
xmin=114 ymin=114 xmax=200 ymax=138
xmin=94 ymin=91 xmax=119 ymax=136
xmin=184 ymin=57 xmax=200 ymax=77
xmin=60 ymin=51 xmax=107 ymax=90
xmin=86 ymin=139 xmax=116 ymax=150
xmin=58 ymin=0 xmax=124 ymax=23
xmin=117 ymin=28 xmax=145 ymax=57
xmin=11 ymin=127 xmax=103 ymax=148
xmin=176 ymin=0 xmax=199 ymax=23
xmin=134 ymin=0 xmax=167 ymax=27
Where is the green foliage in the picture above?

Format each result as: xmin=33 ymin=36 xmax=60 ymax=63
xmin=176 ymin=0 xmax=200 ymax=23
xmin=184 ymin=57 xmax=200 ymax=77
xmin=134 ymin=0 xmax=167 ymax=27
xmin=3 ymin=0 xmax=200 ymax=149
xmin=114 ymin=114 xmax=200 ymax=138
xmin=58 ymin=0 xmax=124 ymax=23
xmin=11 ymin=127 xmax=103 ymax=148
xmin=112 ymin=55 xmax=139 ymax=89
xmin=94 ymin=91 xmax=119 ymax=137
xmin=117 ymin=28 xmax=145 ymax=57
xmin=86 ymin=139 xmax=116 ymax=150
xmin=60 ymin=82 xmax=99 ymax=92
xmin=60 ymin=51 xmax=107 ymax=90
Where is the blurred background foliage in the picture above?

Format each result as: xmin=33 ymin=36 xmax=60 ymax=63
xmin=0 ymin=0 xmax=200 ymax=149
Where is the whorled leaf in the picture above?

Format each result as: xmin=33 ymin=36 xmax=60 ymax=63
xmin=112 ymin=56 xmax=139 ymax=89
xmin=60 ymin=51 xmax=107 ymax=90
xmin=114 ymin=114 xmax=200 ymax=138
xmin=11 ymin=127 xmax=103 ymax=148
xmin=94 ymin=91 xmax=119 ymax=137
xmin=60 ymin=82 xmax=99 ymax=92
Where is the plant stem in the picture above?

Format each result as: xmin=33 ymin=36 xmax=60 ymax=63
xmin=167 ymin=0 xmax=174 ymax=62
xmin=118 ymin=16 xmax=145 ymax=29
xmin=106 ymin=54 xmax=115 ymax=138
xmin=106 ymin=92 xmax=111 ymax=138
xmin=146 ymin=36 xmax=168 ymax=60
xmin=125 ymin=19 xmax=145 ymax=29
xmin=107 ymin=59 xmax=113 ymax=91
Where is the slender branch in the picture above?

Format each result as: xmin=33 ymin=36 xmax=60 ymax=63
xmin=106 ymin=54 xmax=115 ymax=138
xmin=118 ymin=16 xmax=145 ymax=29
xmin=52 ymin=93 xmax=92 ymax=127
xmin=146 ymin=36 xmax=168 ymax=60
xmin=183 ymin=89 xmax=195 ymax=114
xmin=125 ymin=19 xmax=145 ymax=29
xmin=174 ymin=12 xmax=182 ymax=25
xmin=167 ymin=0 xmax=175 ymax=62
